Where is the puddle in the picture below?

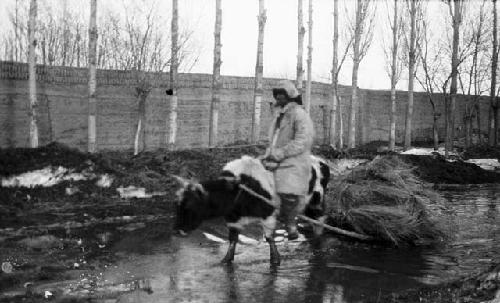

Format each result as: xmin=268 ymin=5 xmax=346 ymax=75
xmin=1 ymin=185 xmax=499 ymax=302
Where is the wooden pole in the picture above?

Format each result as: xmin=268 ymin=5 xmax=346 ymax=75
xmin=237 ymin=184 xmax=371 ymax=241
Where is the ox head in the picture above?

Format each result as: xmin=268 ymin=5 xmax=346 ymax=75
xmin=172 ymin=175 xmax=209 ymax=236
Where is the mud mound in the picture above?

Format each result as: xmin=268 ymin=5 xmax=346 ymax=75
xmin=313 ymin=142 xmax=391 ymax=160
xmin=325 ymin=156 xmax=451 ymax=246
xmin=401 ymin=154 xmax=500 ymax=184
xmin=0 ymin=142 xmax=114 ymax=177
xmin=463 ymin=145 xmax=500 ymax=160
xmin=0 ymin=144 xmax=267 ymax=228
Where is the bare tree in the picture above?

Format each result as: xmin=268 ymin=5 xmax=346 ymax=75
xmin=458 ymin=0 xmax=489 ymax=147
xmin=415 ymin=7 xmax=445 ymax=151
xmin=347 ymin=0 xmax=376 ymax=148
xmin=61 ymin=0 xmax=69 ymax=66
xmin=296 ymin=0 xmax=305 ymax=94
xmin=210 ymin=0 xmax=222 ymax=147
xmin=168 ymin=0 xmax=179 ymax=150
xmin=28 ymin=0 xmax=38 ymax=148
xmin=446 ymin=0 xmax=463 ymax=156
xmin=404 ymin=0 xmax=418 ymax=151
xmin=384 ymin=0 xmax=404 ymax=151
xmin=489 ymin=0 xmax=498 ymax=146
xmin=133 ymin=79 xmax=151 ymax=155
xmin=1 ymin=1 xmax=200 ymax=73
xmin=329 ymin=1 xmax=354 ymax=149
xmin=304 ymin=0 xmax=313 ymax=113
xmin=329 ymin=0 xmax=339 ymax=147
xmin=251 ymin=0 xmax=266 ymax=144
xmin=88 ymin=0 xmax=97 ymax=153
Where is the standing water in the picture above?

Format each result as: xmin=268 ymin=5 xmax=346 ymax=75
xmin=6 ymin=185 xmax=499 ymax=303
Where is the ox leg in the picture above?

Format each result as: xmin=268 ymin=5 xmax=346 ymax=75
xmin=266 ymin=237 xmax=281 ymax=266
xmin=221 ymin=228 xmax=239 ymax=264
xmin=262 ymin=213 xmax=280 ymax=266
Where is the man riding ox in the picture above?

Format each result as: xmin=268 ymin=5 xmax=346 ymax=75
xmin=261 ymin=79 xmax=315 ymax=241
xmin=173 ymin=80 xmax=328 ymax=266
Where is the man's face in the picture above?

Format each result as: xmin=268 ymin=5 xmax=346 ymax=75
xmin=274 ymin=93 xmax=288 ymax=107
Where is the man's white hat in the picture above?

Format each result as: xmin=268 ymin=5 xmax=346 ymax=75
xmin=276 ymin=80 xmax=299 ymax=99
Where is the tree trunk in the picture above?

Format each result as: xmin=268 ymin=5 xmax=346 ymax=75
xmin=321 ymin=106 xmax=328 ymax=144
xmin=448 ymin=0 xmax=461 ymax=154
xmin=329 ymin=0 xmax=339 ymax=147
xmin=88 ymin=0 xmax=97 ymax=153
xmin=28 ymin=0 xmax=39 ymax=148
xmin=210 ymin=0 xmax=222 ymax=147
xmin=168 ymin=0 xmax=179 ymax=150
xmin=404 ymin=0 xmax=416 ymax=151
xmin=464 ymin=105 xmax=472 ymax=148
xmin=489 ymin=0 xmax=498 ymax=145
xmin=76 ymin=25 xmax=81 ymax=68
xmin=389 ymin=0 xmax=398 ymax=151
xmin=304 ymin=0 xmax=313 ymax=113
xmin=338 ymin=98 xmax=343 ymax=148
xmin=15 ymin=0 xmax=19 ymax=61
xmin=62 ymin=0 xmax=69 ymax=66
xmin=134 ymin=90 xmax=148 ymax=155
xmin=348 ymin=0 xmax=363 ymax=149
xmin=41 ymin=38 xmax=46 ymax=66
xmin=296 ymin=0 xmax=305 ymax=94
xmin=251 ymin=0 xmax=266 ymax=143
xmin=433 ymin=115 xmax=439 ymax=151
xmin=475 ymin=102 xmax=482 ymax=144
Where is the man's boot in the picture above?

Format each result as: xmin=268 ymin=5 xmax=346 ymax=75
xmin=280 ymin=194 xmax=301 ymax=240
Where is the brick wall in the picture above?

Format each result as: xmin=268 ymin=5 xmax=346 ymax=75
xmin=0 ymin=61 xmax=491 ymax=150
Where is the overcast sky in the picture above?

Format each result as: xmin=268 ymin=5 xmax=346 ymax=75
xmin=0 ymin=0 xmax=461 ymax=91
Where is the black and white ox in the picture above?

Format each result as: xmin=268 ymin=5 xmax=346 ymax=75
xmin=173 ymin=155 xmax=330 ymax=265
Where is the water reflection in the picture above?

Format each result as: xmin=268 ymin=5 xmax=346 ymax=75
xmin=103 ymin=185 xmax=500 ymax=303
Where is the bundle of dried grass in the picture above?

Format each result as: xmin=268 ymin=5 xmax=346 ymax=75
xmin=326 ymin=156 xmax=451 ymax=246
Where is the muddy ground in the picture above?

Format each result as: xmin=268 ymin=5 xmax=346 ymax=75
xmin=0 ymin=142 xmax=499 ymax=302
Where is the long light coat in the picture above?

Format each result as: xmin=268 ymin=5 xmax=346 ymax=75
xmin=267 ymin=102 xmax=314 ymax=195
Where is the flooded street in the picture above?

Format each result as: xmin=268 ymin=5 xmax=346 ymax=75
xmin=1 ymin=184 xmax=500 ymax=302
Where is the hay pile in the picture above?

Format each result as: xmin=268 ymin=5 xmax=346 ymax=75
xmin=326 ymin=156 xmax=451 ymax=246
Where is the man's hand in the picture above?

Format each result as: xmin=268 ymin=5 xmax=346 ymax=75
xmin=258 ymin=148 xmax=271 ymax=160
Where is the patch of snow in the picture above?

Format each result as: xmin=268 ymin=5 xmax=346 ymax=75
xmin=1 ymin=166 xmax=112 ymax=188
xmin=465 ymin=159 xmax=500 ymax=171
xmin=44 ymin=290 xmax=53 ymax=299
xmin=116 ymin=186 xmax=152 ymax=198
xmin=400 ymin=147 xmax=458 ymax=156
xmin=202 ymin=232 xmax=226 ymax=243
xmin=96 ymin=174 xmax=114 ymax=187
